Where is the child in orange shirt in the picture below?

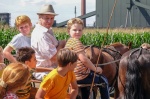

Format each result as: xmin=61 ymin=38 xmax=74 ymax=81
xmin=36 ymin=48 xmax=78 ymax=99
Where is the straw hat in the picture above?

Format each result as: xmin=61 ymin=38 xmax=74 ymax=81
xmin=37 ymin=4 xmax=58 ymax=16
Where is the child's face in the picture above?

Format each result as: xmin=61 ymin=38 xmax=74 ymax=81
xmin=25 ymin=53 xmax=37 ymax=69
xmin=39 ymin=14 xmax=55 ymax=29
xmin=68 ymin=23 xmax=83 ymax=39
xmin=18 ymin=23 xmax=32 ymax=36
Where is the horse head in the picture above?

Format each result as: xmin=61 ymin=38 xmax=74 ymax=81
xmin=105 ymin=42 xmax=132 ymax=55
xmin=84 ymin=45 xmax=101 ymax=64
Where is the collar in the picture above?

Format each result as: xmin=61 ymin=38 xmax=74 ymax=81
xmin=36 ymin=24 xmax=50 ymax=32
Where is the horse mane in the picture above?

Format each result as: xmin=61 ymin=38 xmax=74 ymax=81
xmin=105 ymin=42 xmax=132 ymax=49
xmin=105 ymin=42 xmax=123 ymax=47
xmin=125 ymin=48 xmax=150 ymax=99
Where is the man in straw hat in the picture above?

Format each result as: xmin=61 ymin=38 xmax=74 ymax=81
xmin=31 ymin=4 xmax=66 ymax=80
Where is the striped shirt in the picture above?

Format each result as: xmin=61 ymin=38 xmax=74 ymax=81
xmin=65 ymin=38 xmax=90 ymax=80
xmin=16 ymin=70 xmax=33 ymax=99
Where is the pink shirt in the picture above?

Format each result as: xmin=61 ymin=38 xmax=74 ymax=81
xmin=4 ymin=92 xmax=19 ymax=99
xmin=31 ymin=24 xmax=58 ymax=68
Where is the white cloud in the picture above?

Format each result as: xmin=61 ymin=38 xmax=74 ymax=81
xmin=0 ymin=0 xmax=95 ymax=26
xmin=19 ymin=0 xmax=57 ymax=6
xmin=0 ymin=3 xmax=6 ymax=6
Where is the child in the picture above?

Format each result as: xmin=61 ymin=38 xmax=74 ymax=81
xmin=35 ymin=48 xmax=78 ymax=99
xmin=0 ymin=62 xmax=30 ymax=99
xmin=65 ymin=18 xmax=110 ymax=99
xmin=15 ymin=47 xmax=36 ymax=99
xmin=0 ymin=46 xmax=6 ymax=78
xmin=3 ymin=15 xmax=32 ymax=63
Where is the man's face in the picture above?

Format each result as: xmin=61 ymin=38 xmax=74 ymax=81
xmin=39 ymin=14 xmax=55 ymax=29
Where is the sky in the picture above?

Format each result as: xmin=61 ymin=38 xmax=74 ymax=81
xmin=0 ymin=0 xmax=96 ymax=27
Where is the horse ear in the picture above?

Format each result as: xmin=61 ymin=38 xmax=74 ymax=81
xmin=128 ymin=42 xmax=132 ymax=49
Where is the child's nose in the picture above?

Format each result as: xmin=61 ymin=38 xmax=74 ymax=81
xmin=76 ymin=31 xmax=80 ymax=33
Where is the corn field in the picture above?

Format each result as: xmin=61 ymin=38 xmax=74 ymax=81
xmin=0 ymin=26 xmax=150 ymax=49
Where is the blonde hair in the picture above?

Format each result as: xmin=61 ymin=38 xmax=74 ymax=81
xmin=15 ymin=15 xmax=31 ymax=27
xmin=67 ymin=18 xmax=84 ymax=30
xmin=0 ymin=62 xmax=30 ymax=98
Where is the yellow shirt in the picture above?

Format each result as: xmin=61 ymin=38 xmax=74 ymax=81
xmin=40 ymin=68 xmax=76 ymax=99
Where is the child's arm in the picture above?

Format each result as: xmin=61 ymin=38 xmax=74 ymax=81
xmin=77 ymin=51 xmax=102 ymax=74
xmin=35 ymin=88 xmax=46 ymax=99
xmin=70 ymin=80 xmax=78 ymax=99
xmin=3 ymin=46 xmax=17 ymax=63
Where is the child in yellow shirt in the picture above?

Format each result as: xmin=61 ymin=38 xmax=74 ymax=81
xmin=36 ymin=48 xmax=78 ymax=99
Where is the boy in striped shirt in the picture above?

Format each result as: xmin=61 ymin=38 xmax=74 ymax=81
xmin=65 ymin=18 xmax=110 ymax=99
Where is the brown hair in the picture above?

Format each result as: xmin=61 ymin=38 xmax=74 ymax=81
xmin=16 ymin=47 xmax=35 ymax=63
xmin=0 ymin=62 xmax=30 ymax=98
xmin=15 ymin=15 xmax=32 ymax=27
xmin=57 ymin=48 xmax=78 ymax=67
xmin=67 ymin=18 xmax=84 ymax=30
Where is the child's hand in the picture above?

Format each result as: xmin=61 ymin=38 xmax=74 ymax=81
xmin=96 ymin=67 xmax=103 ymax=74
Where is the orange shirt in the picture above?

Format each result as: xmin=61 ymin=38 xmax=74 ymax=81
xmin=40 ymin=69 xmax=76 ymax=99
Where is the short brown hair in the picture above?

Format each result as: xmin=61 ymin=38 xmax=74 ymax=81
xmin=16 ymin=47 xmax=35 ymax=63
xmin=67 ymin=18 xmax=84 ymax=30
xmin=57 ymin=48 xmax=77 ymax=67
xmin=15 ymin=15 xmax=32 ymax=27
